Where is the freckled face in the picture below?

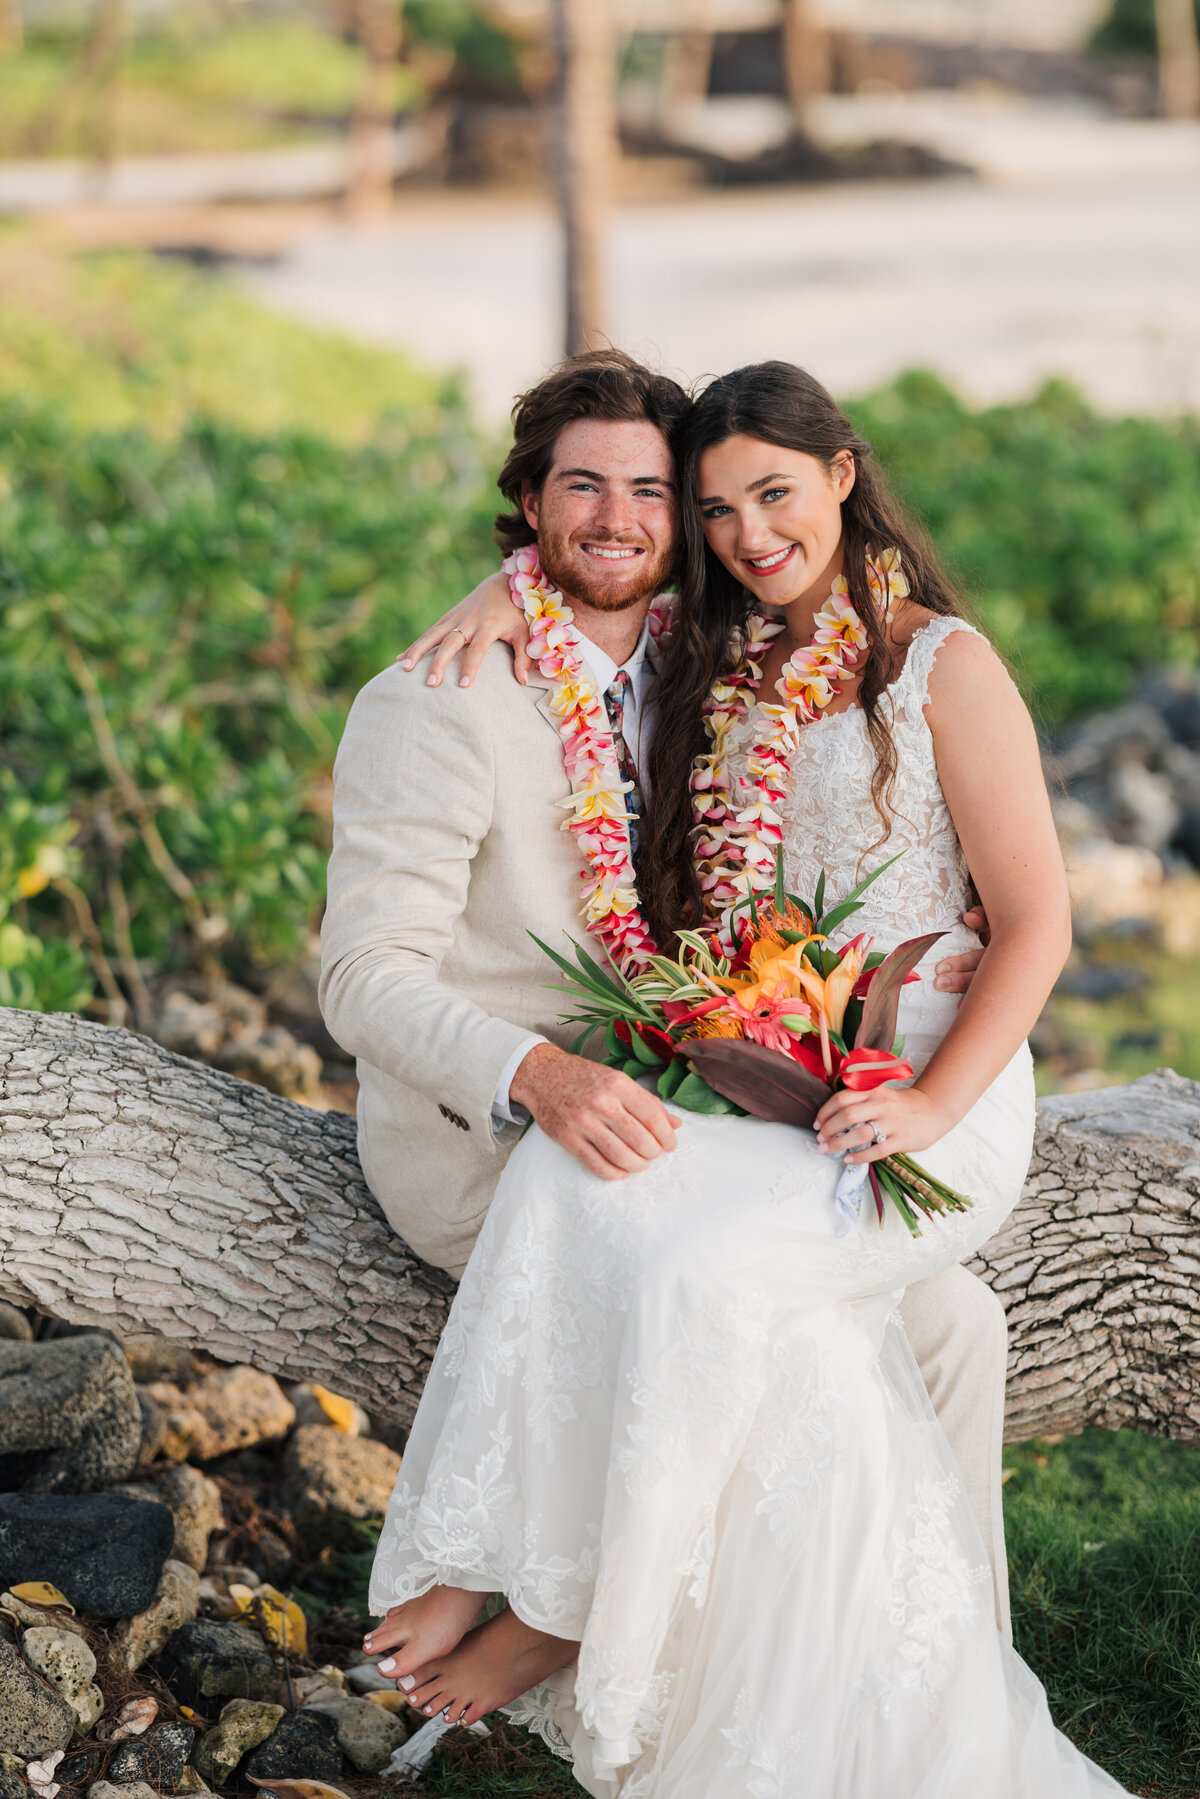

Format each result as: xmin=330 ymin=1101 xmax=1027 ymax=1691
xmin=524 ymin=418 xmax=678 ymax=611
xmin=696 ymin=433 xmax=855 ymax=605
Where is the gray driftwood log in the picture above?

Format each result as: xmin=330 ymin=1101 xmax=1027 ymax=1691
xmin=1 ymin=1009 xmax=1198 ymax=1439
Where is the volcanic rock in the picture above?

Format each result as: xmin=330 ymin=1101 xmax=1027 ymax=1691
xmin=20 ymin=1628 xmax=103 ymax=1732
xmin=0 ymin=1493 xmax=173 ymax=1617
xmin=149 ymin=1468 xmax=222 ymax=1574
xmin=305 ymin=1697 xmax=406 ymax=1774
xmin=243 ymin=1712 xmax=341 ymax=1783
xmin=157 ymin=1621 xmax=274 ymax=1712
xmin=279 ymin=1427 xmax=400 ymax=1554
xmin=115 ymin=1560 xmax=200 ymax=1673
xmin=0 ymin=1638 xmax=75 ymax=1760
xmin=106 ymin=1722 xmax=194 ymax=1789
xmin=0 ymin=1337 xmax=141 ymax=1494
xmin=191 ymin=1701 xmax=284 ymax=1787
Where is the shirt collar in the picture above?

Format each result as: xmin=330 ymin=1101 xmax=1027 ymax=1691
xmin=577 ymin=615 xmax=653 ymax=698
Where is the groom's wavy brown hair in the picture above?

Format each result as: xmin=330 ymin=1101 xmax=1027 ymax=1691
xmin=493 ymin=349 xmax=690 ymax=552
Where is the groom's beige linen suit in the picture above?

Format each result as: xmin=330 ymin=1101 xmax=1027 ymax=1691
xmin=320 ymin=645 xmax=1013 ymax=1638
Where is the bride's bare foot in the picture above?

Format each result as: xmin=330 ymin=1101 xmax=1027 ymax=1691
xmin=362 ymin=1586 xmax=486 ymax=1687
xmin=405 ymin=1607 xmax=579 ymax=1729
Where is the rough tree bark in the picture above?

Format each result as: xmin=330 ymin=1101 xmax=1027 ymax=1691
xmin=2 ymin=1009 xmax=1198 ymax=1440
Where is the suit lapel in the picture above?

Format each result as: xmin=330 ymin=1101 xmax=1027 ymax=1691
xmin=524 ymin=670 xmax=564 ymax=745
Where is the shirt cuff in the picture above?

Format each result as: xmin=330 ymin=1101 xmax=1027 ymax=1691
xmin=491 ymin=1033 xmax=549 ymax=1127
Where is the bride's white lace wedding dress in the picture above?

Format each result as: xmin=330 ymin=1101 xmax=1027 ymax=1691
xmin=370 ymin=618 xmax=1129 ymax=1798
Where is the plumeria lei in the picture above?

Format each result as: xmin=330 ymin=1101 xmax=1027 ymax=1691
xmin=503 ymin=544 xmax=908 ymax=971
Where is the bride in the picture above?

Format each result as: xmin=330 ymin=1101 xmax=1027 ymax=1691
xmin=359 ymin=361 xmax=1126 ymax=1796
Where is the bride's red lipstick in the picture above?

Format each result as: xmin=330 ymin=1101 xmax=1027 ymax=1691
xmin=741 ymin=544 xmax=798 ymax=578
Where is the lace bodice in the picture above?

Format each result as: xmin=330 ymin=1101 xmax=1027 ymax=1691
xmin=728 ymin=616 xmax=984 ymax=1054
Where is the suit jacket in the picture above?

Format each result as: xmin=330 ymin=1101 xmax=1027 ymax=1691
xmin=320 ymin=645 xmax=615 ymax=1275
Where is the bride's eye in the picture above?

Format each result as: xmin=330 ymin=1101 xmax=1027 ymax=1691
xmin=762 ymin=487 xmax=789 ymax=504
xmin=700 ymin=504 xmax=731 ymax=519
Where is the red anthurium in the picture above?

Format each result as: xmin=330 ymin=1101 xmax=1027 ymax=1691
xmin=613 ymin=1019 xmax=632 ymax=1046
xmin=784 ymin=1036 xmax=839 ymax=1086
xmin=634 ymin=1022 xmax=679 ymax=1064
xmin=839 ymin=1047 xmax=915 ymax=1090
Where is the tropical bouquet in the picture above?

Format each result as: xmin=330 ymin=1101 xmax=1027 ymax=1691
xmin=534 ymin=853 xmax=974 ymax=1237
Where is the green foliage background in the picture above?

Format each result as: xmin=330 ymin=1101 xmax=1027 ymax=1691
xmin=1 ymin=241 xmax=1198 ymax=1022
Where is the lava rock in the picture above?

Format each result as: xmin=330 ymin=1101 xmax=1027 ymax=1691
xmin=134 ymin=1391 xmax=168 ymax=1469
xmin=20 ymin=1628 xmax=103 ymax=1732
xmin=306 ymin=1697 xmax=407 ymax=1774
xmin=1053 ymin=963 xmax=1148 ymax=1002
xmin=285 ymin=1385 xmax=370 ymax=1438
xmin=115 ymin=1560 xmax=200 ymax=1673
xmin=106 ymin=1722 xmax=194 ymax=1789
xmin=0 ymin=1751 xmax=28 ymax=1799
xmin=141 ymin=1373 xmax=293 ymax=1465
xmin=0 ymin=1492 xmax=173 ymax=1618
xmin=157 ymin=1620 xmax=275 ymax=1712
xmin=149 ymin=1468 xmax=222 ymax=1575
xmin=56 ymin=1746 xmax=102 ymax=1786
xmin=122 ymin=1340 xmax=202 ymax=1386
xmin=0 ymin=1595 xmax=89 ymax=1643
xmin=343 ymin=1663 xmax=393 ymax=1696
xmin=191 ymin=1700 xmax=284 ymax=1787
xmin=243 ymin=1711 xmax=342 ymax=1783
xmin=239 ymin=1532 xmax=292 ymax=1591
xmin=88 ymin=1783 xmax=158 ymax=1799
xmin=0 ymin=1637 xmax=76 ymax=1759
xmin=0 ymin=1337 xmax=142 ymax=1495
xmin=0 ymin=1307 xmax=32 ymax=1345
xmin=279 ymin=1426 xmax=400 ymax=1555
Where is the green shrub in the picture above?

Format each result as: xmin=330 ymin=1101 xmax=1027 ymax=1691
xmin=0 ymin=401 xmax=499 ymax=1010
xmin=849 ymin=371 xmax=1200 ymax=727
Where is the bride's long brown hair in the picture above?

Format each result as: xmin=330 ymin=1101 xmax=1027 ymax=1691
xmin=639 ymin=361 xmax=967 ymax=948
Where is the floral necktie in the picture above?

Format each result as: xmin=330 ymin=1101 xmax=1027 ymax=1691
xmin=604 ymin=669 xmax=643 ymax=865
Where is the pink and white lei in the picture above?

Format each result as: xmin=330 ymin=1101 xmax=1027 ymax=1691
xmin=504 ymin=545 xmax=907 ymax=971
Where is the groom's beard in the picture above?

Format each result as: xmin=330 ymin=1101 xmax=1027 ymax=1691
xmin=537 ymin=528 xmax=674 ymax=613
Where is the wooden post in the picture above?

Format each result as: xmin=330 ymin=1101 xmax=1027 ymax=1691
xmin=347 ymin=0 xmax=403 ymax=224
xmin=0 ymin=0 xmax=22 ymax=52
xmin=782 ymin=0 xmax=831 ymax=125
xmin=551 ymin=0 xmax=618 ymax=356
xmin=1154 ymin=0 xmax=1200 ymax=117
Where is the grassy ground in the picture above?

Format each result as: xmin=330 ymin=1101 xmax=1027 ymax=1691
xmin=357 ymin=1429 xmax=1200 ymax=1797
xmin=1005 ymin=1430 xmax=1200 ymax=1796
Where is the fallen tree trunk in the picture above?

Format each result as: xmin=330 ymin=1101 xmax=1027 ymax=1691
xmin=1 ymin=1009 xmax=1198 ymax=1439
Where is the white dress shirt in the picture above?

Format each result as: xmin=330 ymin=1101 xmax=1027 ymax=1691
xmin=491 ymin=617 xmax=658 ymax=1127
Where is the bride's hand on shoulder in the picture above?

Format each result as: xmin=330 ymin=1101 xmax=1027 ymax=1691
xmin=399 ymin=570 xmax=531 ymax=689
xmin=814 ymin=1084 xmax=953 ymax=1165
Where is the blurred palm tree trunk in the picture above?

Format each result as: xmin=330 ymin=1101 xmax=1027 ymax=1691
xmin=0 ymin=0 xmax=22 ymax=52
xmin=551 ymin=0 xmax=618 ymax=355
xmin=1155 ymin=0 xmax=1200 ymax=116
xmin=347 ymin=0 xmax=403 ymax=223
xmin=782 ymin=0 xmax=831 ymax=125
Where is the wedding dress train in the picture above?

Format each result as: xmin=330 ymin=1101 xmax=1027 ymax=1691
xmin=370 ymin=619 xmax=1130 ymax=1797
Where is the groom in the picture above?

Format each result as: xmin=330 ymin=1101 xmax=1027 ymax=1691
xmin=320 ymin=348 xmax=1014 ymax=1636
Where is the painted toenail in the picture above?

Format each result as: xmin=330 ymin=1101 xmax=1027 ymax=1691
xmin=377 ymin=1657 xmax=396 ymax=1673
xmin=399 ymin=1675 xmax=415 ymax=1690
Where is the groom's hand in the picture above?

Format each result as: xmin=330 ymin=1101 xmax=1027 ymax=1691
xmin=510 ymin=1043 xmax=679 ymax=1180
xmin=933 ymin=903 xmax=990 ymax=994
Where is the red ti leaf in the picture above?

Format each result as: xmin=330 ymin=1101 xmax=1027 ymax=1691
xmin=854 ymin=931 xmax=946 ymax=1053
xmin=681 ymin=1036 xmax=831 ymax=1128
